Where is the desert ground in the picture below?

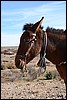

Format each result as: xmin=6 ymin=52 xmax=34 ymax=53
xmin=1 ymin=46 xmax=66 ymax=99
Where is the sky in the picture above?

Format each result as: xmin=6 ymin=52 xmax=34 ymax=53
xmin=1 ymin=1 xmax=66 ymax=46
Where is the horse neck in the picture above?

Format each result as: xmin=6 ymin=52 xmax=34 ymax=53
xmin=46 ymin=32 xmax=66 ymax=65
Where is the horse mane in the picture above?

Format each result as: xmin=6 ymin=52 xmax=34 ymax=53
xmin=46 ymin=26 xmax=66 ymax=35
xmin=23 ymin=23 xmax=43 ymax=31
xmin=22 ymin=24 xmax=66 ymax=35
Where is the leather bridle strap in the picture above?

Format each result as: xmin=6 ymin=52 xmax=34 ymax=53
xmin=25 ymin=41 xmax=34 ymax=57
xmin=23 ymin=33 xmax=36 ymax=71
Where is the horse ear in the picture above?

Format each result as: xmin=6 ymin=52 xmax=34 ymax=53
xmin=32 ymin=17 xmax=44 ymax=33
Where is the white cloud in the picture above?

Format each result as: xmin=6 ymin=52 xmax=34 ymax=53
xmin=2 ymin=1 xmax=65 ymax=22
xmin=1 ymin=1 xmax=66 ymax=46
xmin=1 ymin=1 xmax=66 ymax=25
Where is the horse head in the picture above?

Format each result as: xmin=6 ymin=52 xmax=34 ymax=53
xmin=15 ymin=17 xmax=45 ymax=69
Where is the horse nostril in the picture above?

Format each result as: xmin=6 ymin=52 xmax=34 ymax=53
xmin=15 ymin=60 xmax=22 ymax=69
xmin=19 ymin=59 xmax=25 ymax=66
xmin=16 ymin=59 xmax=25 ymax=69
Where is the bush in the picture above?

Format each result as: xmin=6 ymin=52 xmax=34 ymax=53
xmin=1 ymin=64 xmax=16 ymax=70
xmin=45 ymin=71 xmax=53 ymax=80
xmin=1 ymin=64 xmax=6 ymax=70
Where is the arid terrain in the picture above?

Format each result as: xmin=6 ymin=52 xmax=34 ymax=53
xmin=1 ymin=46 xmax=66 ymax=99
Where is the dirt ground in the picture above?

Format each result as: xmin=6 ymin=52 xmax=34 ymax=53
xmin=1 ymin=46 xmax=66 ymax=99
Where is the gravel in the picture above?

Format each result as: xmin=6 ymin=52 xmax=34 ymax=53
xmin=1 ymin=70 xmax=66 ymax=99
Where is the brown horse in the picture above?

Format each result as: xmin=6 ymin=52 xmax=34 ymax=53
xmin=15 ymin=17 xmax=66 ymax=84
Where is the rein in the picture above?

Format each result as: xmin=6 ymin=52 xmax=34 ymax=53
xmin=37 ymin=31 xmax=47 ymax=74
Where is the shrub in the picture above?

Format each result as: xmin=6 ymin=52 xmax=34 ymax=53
xmin=1 ymin=64 xmax=6 ymax=70
xmin=45 ymin=71 xmax=53 ymax=80
xmin=1 ymin=64 xmax=16 ymax=70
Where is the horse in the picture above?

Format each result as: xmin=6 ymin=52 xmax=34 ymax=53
xmin=15 ymin=17 xmax=66 ymax=84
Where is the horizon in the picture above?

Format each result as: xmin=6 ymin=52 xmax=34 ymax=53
xmin=1 ymin=1 xmax=66 ymax=46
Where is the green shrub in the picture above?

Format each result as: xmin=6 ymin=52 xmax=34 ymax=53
xmin=45 ymin=72 xmax=56 ymax=79
xmin=1 ymin=64 xmax=6 ymax=70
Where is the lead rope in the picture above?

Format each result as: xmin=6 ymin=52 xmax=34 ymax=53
xmin=37 ymin=31 xmax=47 ymax=74
xmin=24 ymin=56 xmax=27 ymax=72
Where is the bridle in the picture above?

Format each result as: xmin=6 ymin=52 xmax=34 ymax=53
xmin=24 ymin=31 xmax=37 ymax=71
xmin=24 ymin=30 xmax=47 ymax=73
xmin=17 ymin=30 xmax=47 ymax=73
xmin=22 ymin=30 xmax=66 ymax=72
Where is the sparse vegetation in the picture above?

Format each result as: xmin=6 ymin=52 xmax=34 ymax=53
xmin=45 ymin=71 xmax=53 ymax=79
xmin=1 ymin=64 xmax=6 ymax=70
xmin=36 ymin=71 xmax=57 ymax=81
xmin=1 ymin=63 xmax=16 ymax=70
xmin=1 ymin=47 xmax=66 ymax=99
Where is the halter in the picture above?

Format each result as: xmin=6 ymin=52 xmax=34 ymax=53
xmin=24 ymin=34 xmax=36 ymax=72
xmin=17 ymin=30 xmax=37 ymax=72
xmin=17 ymin=30 xmax=47 ymax=73
xmin=24 ymin=31 xmax=47 ymax=73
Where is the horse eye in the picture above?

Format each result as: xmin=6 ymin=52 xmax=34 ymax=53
xmin=24 ymin=39 xmax=30 ymax=43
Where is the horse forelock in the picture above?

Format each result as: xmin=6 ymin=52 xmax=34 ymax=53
xmin=22 ymin=23 xmax=43 ymax=31
xmin=22 ymin=23 xmax=33 ymax=31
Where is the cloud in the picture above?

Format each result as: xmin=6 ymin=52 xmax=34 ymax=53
xmin=1 ymin=1 xmax=66 ymax=25
xmin=2 ymin=1 xmax=65 ymax=21
xmin=1 ymin=1 xmax=66 ymax=46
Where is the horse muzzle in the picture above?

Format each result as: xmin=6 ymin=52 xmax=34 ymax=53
xmin=15 ymin=55 xmax=25 ymax=69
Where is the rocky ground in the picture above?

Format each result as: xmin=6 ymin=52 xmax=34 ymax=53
xmin=1 ymin=46 xmax=66 ymax=99
xmin=1 ymin=79 xmax=66 ymax=99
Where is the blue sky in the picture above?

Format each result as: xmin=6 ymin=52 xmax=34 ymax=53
xmin=1 ymin=1 xmax=66 ymax=46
